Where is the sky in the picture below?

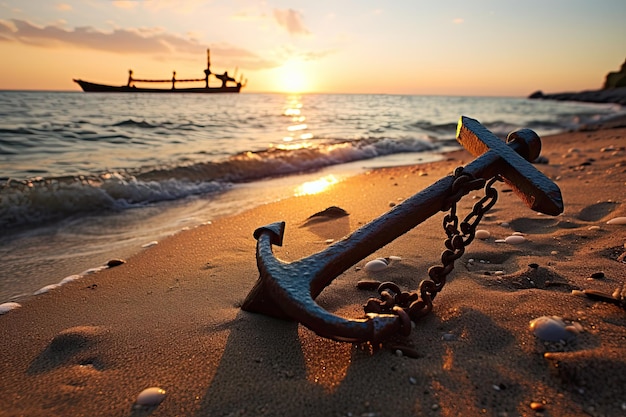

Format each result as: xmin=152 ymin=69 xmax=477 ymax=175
xmin=0 ymin=0 xmax=624 ymax=95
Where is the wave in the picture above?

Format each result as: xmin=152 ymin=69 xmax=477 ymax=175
xmin=0 ymin=136 xmax=435 ymax=229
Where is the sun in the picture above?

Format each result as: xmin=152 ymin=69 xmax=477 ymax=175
xmin=276 ymin=60 xmax=311 ymax=93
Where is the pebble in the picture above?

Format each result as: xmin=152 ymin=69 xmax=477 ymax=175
xmin=475 ymin=229 xmax=490 ymax=239
xmin=135 ymin=387 xmax=167 ymax=407
xmin=389 ymin=345 xmax=421 ymax=358
xmin=504 ymin=235 xmax=526 ymax=244
xmin=529 ymin=402 xmax=545 ymax=411
xmin=529 ymin=316 xmax=577 ymax=342
xmin=0 ymin=302 xmax=21 ymax=315
xmin=142 ymin=241 xmax=159 ymax=248
xmin=607 ymin=217 xmax=626 ymax=225
xmin=106 ymin=259 xmax=125 ymax=267
xmin=499 ymin=222 xmax=510 ymax=227
xmin=357 ymin=279 xmax=382 ymax=290
xmin=364 ymin=258 xmax=389 ymax=272
xmin=587 ymin=225 xmax=601 ymax=231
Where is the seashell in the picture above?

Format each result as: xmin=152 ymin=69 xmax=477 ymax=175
xmin=0 ymin=302 xmax=21 ymax=315
xmin=475 ymin=230 xmax=490 ymax=239
xmin=364 ymin=258 xmax=389 ymax=272
xmin=504 ymin=235 xmax=526 ymax=244
xmin=529 ymin=316 xmax=576 ymax=342
xmin=606 ymin=217 xmax=626 ymax=225
xmin=136 ymin=387 xmax=167 ymax=407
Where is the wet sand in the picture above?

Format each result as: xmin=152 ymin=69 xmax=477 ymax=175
xmin=1 ymin=122 xmax=625 ymax=417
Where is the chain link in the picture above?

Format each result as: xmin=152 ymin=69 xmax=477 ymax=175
xmin=363 ymin=169 xmax=502 ymax=335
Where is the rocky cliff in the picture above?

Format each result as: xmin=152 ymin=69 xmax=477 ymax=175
xmin=529 ymin=58 xmax=626 ymax=105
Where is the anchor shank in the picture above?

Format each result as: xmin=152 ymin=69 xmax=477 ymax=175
xmin=302 ymin=138 xmax=530 ymax=299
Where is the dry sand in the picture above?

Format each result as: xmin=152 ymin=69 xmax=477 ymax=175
xmin=1 ymin=123 xmax=625 ymax=417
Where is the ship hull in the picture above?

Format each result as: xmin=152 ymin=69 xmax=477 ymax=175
xmin=73 ymin=79 xmax=241 ymax=93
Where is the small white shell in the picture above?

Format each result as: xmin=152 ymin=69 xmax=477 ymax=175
xmin=529 ymin=316 xmax=576 ymax=342
xmin=136 ymin=387 xmax=166 ymax=406
xmin=504 ymin=235 xmax=526 ymax=244
xmin=475 ymin=230 xmax=490 ymax=240
xmin=0 ymin=302 xmax=21 ymax=315
xmin=606 ymin=217 xmax=626 ymax=225
xmin=364 ymin=258 xmax=389 ymax=272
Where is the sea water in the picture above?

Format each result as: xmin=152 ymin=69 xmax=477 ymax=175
xmin=0 ymin=91 xmax=622 ymax=302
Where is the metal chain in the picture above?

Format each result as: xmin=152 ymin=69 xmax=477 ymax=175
xmin=363 ymin=169 xmax=502 ymax=335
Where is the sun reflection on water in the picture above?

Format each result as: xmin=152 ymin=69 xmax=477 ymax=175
xmin=282 ymin=95 xmax=313 ymax=142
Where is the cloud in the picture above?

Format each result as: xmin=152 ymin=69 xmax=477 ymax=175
xmin=272 ymin=8 xmax=310 ymax=36
xmin=0 ymin=19 xmax=278 ymax=70
xmin=55 ymin=4 xmax=73 ymax=11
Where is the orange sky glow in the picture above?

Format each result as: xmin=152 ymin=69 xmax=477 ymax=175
xmin=1 ymin=1 xmax=624 ymax=96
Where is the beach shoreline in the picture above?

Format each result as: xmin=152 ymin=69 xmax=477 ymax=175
xmin=1 ymin=123 xmax=625 ymax=416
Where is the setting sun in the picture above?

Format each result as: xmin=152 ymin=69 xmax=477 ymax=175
xmin=276 ymin=60 xmax=312 ymax=93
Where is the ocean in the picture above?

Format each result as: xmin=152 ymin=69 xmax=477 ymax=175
xmin=1 ymin=91 xmax=623 ymax=304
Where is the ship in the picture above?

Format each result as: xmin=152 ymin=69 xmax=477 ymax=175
xmin=73 ymin=49 xmax=245 ymax=93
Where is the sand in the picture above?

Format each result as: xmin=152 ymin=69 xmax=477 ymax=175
xmin=1 ymin=122 xmax=625 ymax=417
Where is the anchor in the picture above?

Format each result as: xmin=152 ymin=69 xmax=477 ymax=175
xmin=241 ymin=116 xmax=563 ymax=343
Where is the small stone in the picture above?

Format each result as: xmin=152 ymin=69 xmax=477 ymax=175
xmin=106 ymin=259 xmax=125 ymax=268
xmin=442 ymin=333 xmax=457 ymax=341
xmin=529 ymin=316 xmax=577 ymax=342
xmin=136 ymin=387 xmax=166 ymax=406
xmin=409 ymin=377 xmax=418 ymax=385
xmin=357 ymin=280 xmax=382 ymax=290
xmin=587 ymin=225 xmax=601 ymax=231
xmin=607 ymin=217 xmax=626 ymax=225
xmin=504 ymin=235 xmax=526 ymax=244
xmin=499 ymin=222 xmax=510 ymax=227
xmin=431 ymin=404 xmax=439 ymax=411
xmin=475 ymin=230 xmax=490 ymax=239
xmin=530 ymin=402 xmax=545 ymax=411
xmin=142 ymin=241 xmax=158 ymax=248
xmin=364 ymin=259 xmax=389 ymax=272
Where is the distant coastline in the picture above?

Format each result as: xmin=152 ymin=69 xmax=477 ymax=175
xmin=528 ymin=87 xmax=626 ymax=106
xmin=529 ymin=58 xmax=626 ymax=106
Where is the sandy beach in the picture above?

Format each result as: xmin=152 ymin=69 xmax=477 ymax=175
xmin=1 ymin=121 xmax=625 ymax=417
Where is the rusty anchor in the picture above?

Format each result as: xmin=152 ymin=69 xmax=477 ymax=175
xmin=241 ymin=116 xmax=564 ymax=343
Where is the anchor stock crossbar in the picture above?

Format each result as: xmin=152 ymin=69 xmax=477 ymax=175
xmin=241 ymin=116 xmax=564 ymax=343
